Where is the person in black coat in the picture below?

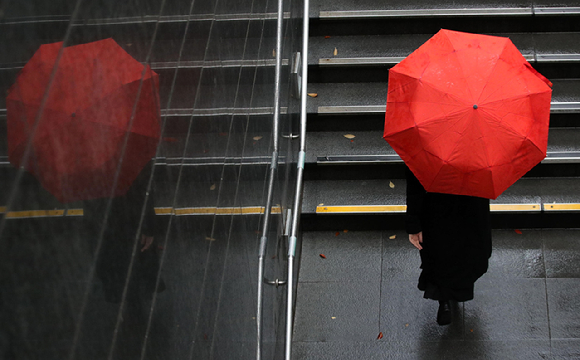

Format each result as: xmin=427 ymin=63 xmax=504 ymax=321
xmin=84 ymin=161 xmax=163 ymax=304
xmin=405 ymin=167 xmax=492 ymax=325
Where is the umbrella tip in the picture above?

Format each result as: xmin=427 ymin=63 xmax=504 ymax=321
xmin=473 ymin=104 xmax=478 ymax=109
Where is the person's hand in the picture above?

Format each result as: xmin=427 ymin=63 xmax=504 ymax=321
xmin=141 ymin=234 xmax=154 ymax=252
xmin=409 ymin=232 xmax=423 ymax=250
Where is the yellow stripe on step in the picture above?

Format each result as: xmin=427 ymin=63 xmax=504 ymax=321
xmin=0 ymin=205 xmax=279 ymax=219
xmin=543 ymin=203 xmax=580 ymax=211
xmin=316 ymin=205 xmax=407 ymax=213
xmin=317 ymin=203 xmax=542 ymax=214
xmin=66 ymin=209 xmax=84 ymax=216
xmin=165 ymin=206 xmax=282 ymax=216
xmin=489 ymin=204 xmax=541 ymax=212
xmin=4 ymin=209 xmax=65 ymax=218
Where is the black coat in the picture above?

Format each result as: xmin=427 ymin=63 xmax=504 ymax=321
xmin=83 ymin=162 xmax=160 ymax=303
xmin=83 ymin=162 xmax=158 ymax=241
xmin=406 ymin=167 xmax=492 ymax=302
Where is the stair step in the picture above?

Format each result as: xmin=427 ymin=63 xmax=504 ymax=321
xmin=301 ymin=177 xmax=580 ymax=230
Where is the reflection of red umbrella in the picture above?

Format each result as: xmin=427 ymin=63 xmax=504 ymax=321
xmin=7 ymin=38 xmax=160 ymax=203
xmin=384 ymin=29 xmax=552 ymax=199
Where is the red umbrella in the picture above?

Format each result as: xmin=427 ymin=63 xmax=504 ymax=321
xmin=6 ymin=38 xmax=160 ymax=203
xmin=384 ymin=29 xmax=552 ymax=199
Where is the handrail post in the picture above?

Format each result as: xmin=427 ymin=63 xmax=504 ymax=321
xmin=256 ymin=0 xmax=284 ymax=359
xmin=285 ymin=0 xmax=309 ymax=358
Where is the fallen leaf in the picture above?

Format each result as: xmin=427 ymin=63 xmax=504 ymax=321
xmin=377 ymin=332 xmax=383 ymax=340
xmin=405 ymin=323 xmax=409 ymax=327
xmin=253 ymin=136 xmax=263 ymax=141
xmin=126 ymin=43 xmax=133 ymax=47
xmin=389 ymin=181 xmax=395 ymax=188
xmin=319 ymin=254 xmax=326 ymax=259
xmin=389 ymin=235 xmax=396 ymax=239
xmin=325 ymin=35 xmax=331 ymax=39
xmin=343 ymin=134 xmax=355 ymax=139
xmin=331 ymin=316 xmax=336 ymax=319
xmin=334 ymin=47 xmax=338 ymax=56
xmin=272 ymin=49 xmax=276 ymax=57
xmin=515 ymin=229 xmax=523 ymax=234
xmin=319 ymin=203 xmax=324 ymax=206
xmin=335 ymin=232 xmax=340 ymax=236
xmin=205 ymin=237 xmax=216 ymax=241
xmin=343 ymin=229 xmax=348 ymax=233
xmin=308 ymin=93 xmax=318 ymax=97
xmin=210 ymin=184 xmax=216 ymax=190
xmin=470 ymin=329 xmax=474 ymax=332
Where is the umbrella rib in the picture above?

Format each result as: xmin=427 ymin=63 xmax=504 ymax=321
xmin=476 ymin=40 xmax=509 ymax=104
xmin=480 ymin=93 xmax=548 ymax=138
xmin=417 ymin=77 xmax=472 ymax=107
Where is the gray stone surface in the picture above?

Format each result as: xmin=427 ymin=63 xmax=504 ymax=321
xmin=299 ymin=230 xmax=382 ymax=282
xmin=547 ymin=278 xmax=580 ymax=339
xmin=294 ymin=229 xmax=580 ymax=359
xmin=293 ymin=281 xmax=381 ymax=342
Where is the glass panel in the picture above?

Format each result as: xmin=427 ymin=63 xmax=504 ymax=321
xmin=0 ymin=0 xmax=303 ymax=358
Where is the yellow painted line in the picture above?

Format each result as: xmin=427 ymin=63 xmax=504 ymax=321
xmin=175 ymin=207 xmax=217 ymax=215
xmin=490 ymin=204 xmax=541 ymax=212
xmin=544 ymin=203 xmax=580 ymax=211
xmin=316 ymin=205 xmax=407 ymax=213
xmin=317 ymin=204 xmax=543 ymax=214
xmin=66 ymin=209 xmax=84 ymax=216
xmin=154 ymin=207 xmax=175 ymax=215
xmin=0 ymin=207 xmax=83 ymax=219
xmin=1 ymin=203 xmax=281 ymax=218
xmin=5 ymin=209 xmax=65 ymax=219
xmin=168 ymin=206 xmax=282 ymax=216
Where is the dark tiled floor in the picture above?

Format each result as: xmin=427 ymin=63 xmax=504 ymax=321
xmin=293 ymin=229 xmax=580 ymax=360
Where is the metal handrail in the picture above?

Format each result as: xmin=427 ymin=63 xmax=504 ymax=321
xmin=285 ymin=0 xmax=309 ymax=357
xmin=256 ymin=0 xmax=284 ymax=359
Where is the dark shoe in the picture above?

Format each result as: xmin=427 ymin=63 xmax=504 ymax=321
xmin=437 ymin=300 xmax=451 ymax=326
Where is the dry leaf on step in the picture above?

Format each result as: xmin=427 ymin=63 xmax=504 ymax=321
xmin=389 ymin=181 xmax=395 ymax=188
xmin=210 ymin=184 xmax=216 ymax=190
xmin=334 ymin=47 xmax=338 ymax=56
xmin=389 ymin=235 xmax=396 ymax=239
xmin=253 ymin=136 xmax=263 ymax=141
xmin=308 ymin=93 xmax=318 ymax=97
xmin=377 ymin=332 xmax=383 ymax=340
xmin=343 ymin=134 xmax=355 ymax=139
xmin=319 ymin=254 xmax=327 ymax=259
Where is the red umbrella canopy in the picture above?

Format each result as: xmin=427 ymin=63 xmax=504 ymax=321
xmin=6 ymin=38 xmax=161 ymax=203
xmin=384 ymin=29 xmax=552 ymax=199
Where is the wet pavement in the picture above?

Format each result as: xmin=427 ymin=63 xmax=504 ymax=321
xmin=292 ymin=229 xmax=580 ymax=359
